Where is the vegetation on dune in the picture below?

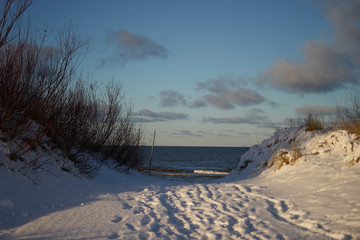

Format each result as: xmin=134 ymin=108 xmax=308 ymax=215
xmin=268 ymin=90 xmax=360 ymax=171
xmin=0 ymin=0 xmax=145 ymax=176
xmin=334 ymin=90 xmax=360 ymax=136
xmin=304 ymin=114 xmax=323 ymax=132
xmin=284 ymin=87 xmax=360 ymax=136
xmin=268 ymin=143 xmax=303 ymax=171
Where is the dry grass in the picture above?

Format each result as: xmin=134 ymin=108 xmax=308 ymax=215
xmin=268 ymin=151 xmax=295 ymax=171
xmin=334 ymin=89 xmax=360 ymax=136
xmin=304 ymin=114 xmax=323 ymax=131
xmin=339 ymin=121 xmax=360 ymax=136
xmin=292 ymin=143 xmax=302 ymax=159
xmin=285 ymin=114 xmax=324 ymax=131
xmin=268 ymin=143 xmax=303 ymax=171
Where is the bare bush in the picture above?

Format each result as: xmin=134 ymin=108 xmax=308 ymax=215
xmin=285 ymin=114 xmax=324 ymax=131
xmin=336 ymin=89 xmax=360 ymax=135
xmin=304 ymin=114 xmax=323 ymax=131
xmin=0 ymin=0 xmax=33 ymax=48
xmin=0 ymin=0 xmax=145 ymax=176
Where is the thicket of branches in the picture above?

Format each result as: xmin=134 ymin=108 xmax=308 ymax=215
xmin=286 ymin=92 xmax=360 ymax=134
xmin=335 ymin=90 xmax=360 ymax=136
xmin=0 ymin=0 xmax=145 ymax=175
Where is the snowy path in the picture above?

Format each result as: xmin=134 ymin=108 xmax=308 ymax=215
xmin=2 ymin=128 xmax=360 ymax=239
xmin=1 ymin=180 xmax=349 ymax=240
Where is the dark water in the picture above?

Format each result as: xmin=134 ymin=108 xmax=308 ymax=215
xmin=141 ymin=146 xmax=250 ymax=182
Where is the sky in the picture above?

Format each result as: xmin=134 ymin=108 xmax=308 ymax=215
xmin=27 ymin=0 xmax=360 ymax=146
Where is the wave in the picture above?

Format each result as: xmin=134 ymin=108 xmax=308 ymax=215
xmin=143 ymin=168 xmax=230 ymax=177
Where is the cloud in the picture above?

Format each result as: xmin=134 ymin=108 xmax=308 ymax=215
xmin=296 ymin=105 xmax=340 ymax=116
xmin=224 ymin=129 xmax=235 ymax=133
xmin=202 ymin=108 xmax=282 ymax=129
xmin=202 ymin=116 xmax=259 ymax=124
xmin=157 ymin=90 xmax=207 ymax=109
xmin=258 ymin=43 xmax=357 ymax=93
xmin=139 ymin=118 xmax=166 ymax=123
xmin=228 ymin=88 xmax=265 ymax=106
xmin=139 ymin=109 xmax=189 ymax=122
xmin=202 ymin=109 xmax=267 ymax=125
xmin=327 ymin=0 xmax=360 ymax=52
xmin=196 ymin=75 xmax=248 ymax=93
xmin=216 ymin=133 xmax=230 ymax=137
xmin=100 ymin=29 xmax=167 ymax=67
xmin=258 ymin=0 xmax=360 ymax=93
xmin=173 ymin=130 xmax=203 ymax=137
xmin=155 ymin=75 xmax=266 ymax=110
xmin=238 ymin=132 xmax=251 ymax=136
xmin=197 ymin=76 xmax=266 ymax=109
xmin=189 ymin=99 xmax=207 ymax=109
xmin=159 ymin=90 xmax=187 ymax=107
xmin=268 ymin=100 xmax=280 ymax=108
xmin=204 ymin=94 xmax=234 ymax=110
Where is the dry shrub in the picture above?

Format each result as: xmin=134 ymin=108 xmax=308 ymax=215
xmin=335 ymin=89 xmax=360 ymax=136
xmin=268 ymin=145 xmax=303 ymax=171
xmin=337 ymin=120 xmax=360 ymax=136
xmin=304 ymin=114 xmax=323 ymax=131
xmin=292 ymin=143 xmax=302 ymax=159
xmin=285 ymin=114 xmax=324 ymax=131
xmin=0 ymin=0 xmax=145 ymax=176
xmin=268 ymin=153 xmax=291 ymax=171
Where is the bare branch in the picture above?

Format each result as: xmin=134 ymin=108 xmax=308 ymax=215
xmin=0 ymin=0 xmax=34 ymax=48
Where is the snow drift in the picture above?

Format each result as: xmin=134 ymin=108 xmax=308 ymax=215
xmin=0 ymin=127 xmax=359 ymax=239
xmin=231 ymin=127 xmax=360 ymax=239
xmin=236 ymin=127 xmax=360 ymax=177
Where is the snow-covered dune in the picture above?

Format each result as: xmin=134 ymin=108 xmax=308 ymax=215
xmin=236 ymin=127 xmax=360 ymax=177
xmin=233 ymin=127 xmax=360 ymax=239
xmin=0 ymin=127 xmax=359 ymax=239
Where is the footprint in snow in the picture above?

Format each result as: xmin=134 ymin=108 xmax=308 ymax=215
xmin=141 ymin=215 xmax=151 ymax=226
xmin=279 ymin=200 xmax=289 ymax=212
xmin=111 ymin=217 xmax=123 ymax=223
xmin=139 ymin=231 xmax=150 ymax=240
xmin=126 ymin=223 xmax=136 ymax=231
xmin=122 ymin=203 xmax=132 ymax=209
xmin=244 ymin=186 xmax=252 ymax=193
xmin=133 ymin=207 xmax=144 ymax=214
xmin=107 ymin=232 xmax=119 ymax=239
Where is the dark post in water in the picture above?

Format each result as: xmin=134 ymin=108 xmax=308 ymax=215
xmin=148 ymin=130 xmax=156 ymax=175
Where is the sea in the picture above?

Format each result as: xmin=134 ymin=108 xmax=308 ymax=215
xmin=141 ymin=146 xmax=250 ymax=182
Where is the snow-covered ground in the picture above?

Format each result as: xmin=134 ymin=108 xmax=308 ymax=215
xmin=0 ymin=127 xmax=359 ymax=239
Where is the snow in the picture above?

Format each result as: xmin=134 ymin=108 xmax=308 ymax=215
xmin=0 ymin=127 xmax=360 ymax=239
xmin=233 ymin=127 xmax=360 ymax=239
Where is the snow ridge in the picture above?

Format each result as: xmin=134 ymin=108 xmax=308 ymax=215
xmin=236 ymin=127 xmax=360 ymax=177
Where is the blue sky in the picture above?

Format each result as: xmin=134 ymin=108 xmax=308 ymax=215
xmin=28 ymin=0 xmax=360 ymax=146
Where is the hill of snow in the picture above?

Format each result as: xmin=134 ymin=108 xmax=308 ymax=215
xmin=236 ymin=127 xmax=360 ymax=177
xmin=231 ymin=127 xmax=360 ymax=239
xmin=0 ymin=127 xmax=359 ymax=239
